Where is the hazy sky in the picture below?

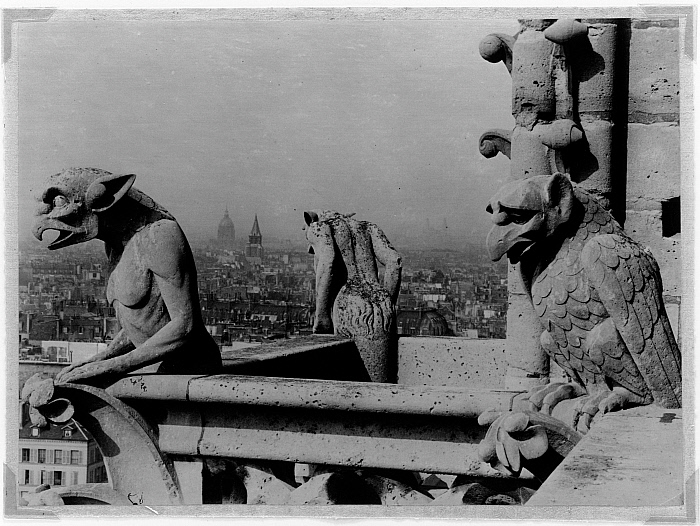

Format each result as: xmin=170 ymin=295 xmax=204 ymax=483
xmin=18 ymin=17 xmax=518 ymax=247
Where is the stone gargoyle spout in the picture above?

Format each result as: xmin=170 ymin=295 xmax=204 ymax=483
xmin=486 ymin=172 xmax=681 ymax=422
xmin=33 ymin=168 xmax=222 ymax=386
xmin=304 ymin=210 xmax=402 ymax=383
xmin=477 ymin=172 xmax=681 ymax=478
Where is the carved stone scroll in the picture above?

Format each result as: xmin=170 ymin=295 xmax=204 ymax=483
xmin=479 ymin=129 xmax=512 ymax=159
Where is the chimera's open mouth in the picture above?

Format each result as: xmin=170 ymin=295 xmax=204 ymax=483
xmin=34 ymin=222 xmax=82 ymax=250
xmin=47 ymin=229 xmax=76 ymax=249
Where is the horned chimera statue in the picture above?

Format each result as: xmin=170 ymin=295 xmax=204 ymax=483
xmin=32 ymin=168 xmax=222 ymax=386
xmin=478 ymin=172 xmax=682 ymax=477
xmin=304 ymin=210 xmax=402 ymax=383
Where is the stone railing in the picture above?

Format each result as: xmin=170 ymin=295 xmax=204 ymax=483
xmin=22 ymin=335 xmax=583 ymax=506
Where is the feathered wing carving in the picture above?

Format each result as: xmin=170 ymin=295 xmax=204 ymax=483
xmin=581 ymin=233 xmax=682 ymax=408
xmin=480 ymin=173 xmax=682 ymax=474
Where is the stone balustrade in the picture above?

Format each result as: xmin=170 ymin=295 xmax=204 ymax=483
xmin=23 ymin=335 xmax=551 ymax=506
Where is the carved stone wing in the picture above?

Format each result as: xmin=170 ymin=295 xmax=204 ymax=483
xmin=581 ymin=234 xmax=682 ymax=408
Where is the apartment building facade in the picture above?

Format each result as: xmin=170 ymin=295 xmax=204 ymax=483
xmin=17 ymin=417 xmax=107 ymax=501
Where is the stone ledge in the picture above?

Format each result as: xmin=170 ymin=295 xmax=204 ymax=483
xmin=526 ymin=404 xmax=684 ymax=507
xmin=221 ymin=335 xmax=371 ymax=381
xmin=632 ymin=18 xmax=680 ymax=29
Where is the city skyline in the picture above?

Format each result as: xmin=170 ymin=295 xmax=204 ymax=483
xmin=17 ymin=17 xmax=518 ymax=250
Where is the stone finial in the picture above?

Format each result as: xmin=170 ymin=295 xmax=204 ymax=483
xmin=479 ymin=129 xmax=512 ymax=159
xmin=304 ymin=210 xmax=402 ymax=383
xmin=532 ymin=119 xmax=584 ymax=149
xmin=544 ymin=19 xmax=589 ymax=44
xmin=478 ymin=33 xmax=517 ymax=74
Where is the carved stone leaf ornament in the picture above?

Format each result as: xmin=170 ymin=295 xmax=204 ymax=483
xmin=22 ymin=374 xmax=75 ymax=426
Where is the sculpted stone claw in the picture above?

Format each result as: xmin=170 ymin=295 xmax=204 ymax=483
xmin=304 ymin=210 xmax=402 ymax=383
xmin=524 ymin=381 xmax=586 ymax=416
xmin=33 ymin=168 xmax=222 ymax=385
xmin=486 ymin=173 xmax=682 ymax=431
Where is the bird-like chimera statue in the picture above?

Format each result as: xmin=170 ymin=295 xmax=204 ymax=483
xmin=486 ymin=172 xmax=681 ymax=429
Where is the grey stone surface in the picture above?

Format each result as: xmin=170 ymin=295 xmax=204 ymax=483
xmin=23 ymin=380 xmax=184 ymax=505
xmin=363 ymin=474 xmax=434 ymax=505
xmin=527 ymin=405 xmax=683 ymax=506
xmin=626 ymin=123 xmax=681 ymax=202
xmin=575 ymin=22 xmax=616 ymax=118
xmin=287 ymin=471 xmax=380 ymax=505
xmin=628 ymin=25 xmax=680 ymax=120
xmin=477 ymin=405 xmax=582 ymax=480
xmin=109 ymin=373 xmax=516 ymax=417
xmin=235 ymin=462 xmax=295 ymax=504
xmin=397 ymin=337 xmax=507 ymax=389
xmin=220 ymin=335 xmax=371 ymax=381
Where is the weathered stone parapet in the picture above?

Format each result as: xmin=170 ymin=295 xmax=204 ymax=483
xmin=106 ymin=374 xmax=520 ymax=477
xmin=220 ymin=334 xmax=373 ymax=381
xmin=397 ymin=337 xmax=508 ymax=388
xmin=19 ymin=483 xmax=132 ymax=506
xmin=23 ymin=368 xmax=536 ymax=506
xmin=22 ymin=378 xmax=184 ymax=506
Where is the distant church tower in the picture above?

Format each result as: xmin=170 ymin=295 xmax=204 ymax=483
xmin=245 ymin=214 xmax=264 ymax=265
xmin=217 ymin=208 xmax=236 ymax=249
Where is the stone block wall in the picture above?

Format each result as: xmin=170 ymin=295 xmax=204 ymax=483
xmin=397 ymin=337 xmax=507 ymax=388
xmin=623 ymin=19 xmax=681 ymax=334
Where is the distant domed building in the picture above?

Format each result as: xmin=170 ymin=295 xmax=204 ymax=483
xmin=217 ymin=208 xmax=236 ymax=249
xmin=396 ymin=309 xmax=451 ymax=336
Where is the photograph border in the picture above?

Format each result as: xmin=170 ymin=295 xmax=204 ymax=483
xmin=3 ymin=5 xmax=696 ymax=522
